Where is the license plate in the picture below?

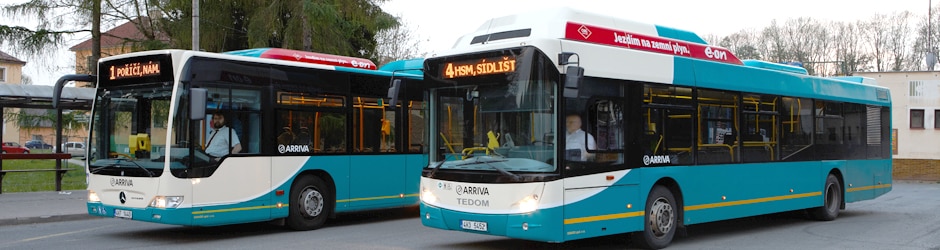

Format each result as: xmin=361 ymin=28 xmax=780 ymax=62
xmin=461 ymin=220 xmax=487 ymax=232
xmin=114 ymin=209 xmax=132 ymax=219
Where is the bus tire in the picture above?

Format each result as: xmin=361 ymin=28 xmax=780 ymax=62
xmin=632 ymin=185 xmax=677 ymax=249
xmin=286 ymin=175 xmax=333 ymax=230
xmin=810 ymin=174 xmax=842 ymax=221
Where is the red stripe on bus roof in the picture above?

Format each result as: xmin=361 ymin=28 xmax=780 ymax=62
xmin=564 ymin=22 xmax=742 ymax=65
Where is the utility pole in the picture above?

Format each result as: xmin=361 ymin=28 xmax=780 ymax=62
xmin=929 ymin=0 xmax=937 ymax=71
xmin=192 ymin=0 xmax=199 ymax=51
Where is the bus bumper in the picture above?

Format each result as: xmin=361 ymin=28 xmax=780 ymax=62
xmin=420 ymin=202 xmax=564 ymax=242
xmin=87 ymin=202 xmax=192 ymax=226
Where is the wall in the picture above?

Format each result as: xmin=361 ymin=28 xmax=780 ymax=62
xmin=856 ymin=72 xmax=940 ymax=181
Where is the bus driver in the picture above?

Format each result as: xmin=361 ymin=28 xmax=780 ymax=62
xmin=206 ymin=112 xmax=242 ymax=161
xmin=565 ymin=114 xmax=596 ymax=161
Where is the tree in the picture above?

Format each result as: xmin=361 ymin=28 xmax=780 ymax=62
xmin=719 ymin=29 xmax=762 ymax=60
xmin=886 ymin=11 xmax=913 ymax=71
xmin=830 ymin=21 xmax=870 ymax=75
xmin=759 ymin=20 xmax=789 ymax=63
xmin=1 ymin=0 xmax=169 ymax=73
xmin=862 ymin=14 xmax=892 ymax=71
xmin=374 ymin=15 xmax=427 ymax=65
xmin=157 ymin=0 xmax=398 ymax=62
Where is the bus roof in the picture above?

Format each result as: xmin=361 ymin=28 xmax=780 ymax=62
xmin=379 ymin=58 xmax=424 ymax=76
xmin=225 ymin=48 xmax=378 ymax=70
xmin=441 ymin=7 xmax=889 ymax=106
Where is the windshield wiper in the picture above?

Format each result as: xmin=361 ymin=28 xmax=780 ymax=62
xmin=459 ymin=158 xmax=520 ymax=181
xmin=481 ymin=160 xmax=520 ymax=181
xmin=426 ymin=160 xmax=446 ymax=178
xmin=90 ymin=159 xmax=154 ymax=177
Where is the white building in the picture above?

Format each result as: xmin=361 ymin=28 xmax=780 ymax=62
xmin=855 ymin=71 xmax=940 ymax=180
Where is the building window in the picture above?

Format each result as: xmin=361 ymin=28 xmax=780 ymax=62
xmin=0 ymin=67 xmax=6 ymax=82
xmin=935 ymin=110 xmax=940 ymax=129
xmin=910 ymin=109 xmax=925 ymax=129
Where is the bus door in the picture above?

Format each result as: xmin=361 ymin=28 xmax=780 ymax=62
xmin=348 ymin=96 xmax=408 ymax=207
xmin=191 ymin=86 xmax=272 ymax=221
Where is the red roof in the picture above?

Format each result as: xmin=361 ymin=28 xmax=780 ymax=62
xmin=0 ymin=50 xmax=26 ymax=65
xmin=69 ymin=16 xmax=168 ymax=51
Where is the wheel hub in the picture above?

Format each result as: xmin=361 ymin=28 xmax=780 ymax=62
xmin=649 ymin=197 xmax=674 ymax=237
xmin=301 ymin=187 xmax=324 ymax=217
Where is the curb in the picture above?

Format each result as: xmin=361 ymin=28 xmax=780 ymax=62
xmin=0 ymin=214 xmax=99 ymax=226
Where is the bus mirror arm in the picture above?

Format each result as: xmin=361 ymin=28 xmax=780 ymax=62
xmin=191 ymin=88 xmax=207 ymax=120
xmin=559 ymin=52 xmax=582 ymax=98
xmin=52 ymin=74 xmax=96 ymax=109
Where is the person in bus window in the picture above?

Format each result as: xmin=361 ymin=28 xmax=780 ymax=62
xmin=206 ymin=111 xmax=242 ymax=161
xmin=565 ymin=113 xmax=596 ymax=161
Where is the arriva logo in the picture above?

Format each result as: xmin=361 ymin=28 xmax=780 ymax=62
xmin=278 ymin=144 xmax=310 ymax=153
xmin=643 ymin=155 xmax=672 ymax=165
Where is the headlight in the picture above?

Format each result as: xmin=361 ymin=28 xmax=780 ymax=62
xmin=516 ymin=195 xmax=539 ymax=213
xmin=150 ymin=196 xmax=184 ymax=208
xmin=420 ymin=187 xmax=437 ymax=203
xmin=88 ymin=190 xmax=101 ymax=202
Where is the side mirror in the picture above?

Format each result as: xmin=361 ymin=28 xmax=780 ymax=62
xmin=387 ymin=79 xmax=402 ymax=107
xmin=191 ymin=88 xmax=207 ymax=120
xmin=563 ymin=66 xmax=583 ymax=98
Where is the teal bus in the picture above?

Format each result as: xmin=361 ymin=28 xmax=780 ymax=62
xmin=78 ymin=47 xmax=427 ymax=230
xmin=417 ymin=8 xmax=891 ymax=249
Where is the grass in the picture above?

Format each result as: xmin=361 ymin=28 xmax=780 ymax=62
xmin=1 ymin=149 xmax=87 ymax=193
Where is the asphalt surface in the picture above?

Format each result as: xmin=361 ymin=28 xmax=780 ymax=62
xmin=0 ymin=189 xmax=93 ymax=226
xmin=0 ymin=181 xmax=938 ymax=249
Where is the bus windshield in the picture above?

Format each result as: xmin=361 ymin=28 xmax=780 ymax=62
xmin=88 ymin=83 xmax=172 ymax=177
xmin=428 ymin=47 xmax=558 ymax=173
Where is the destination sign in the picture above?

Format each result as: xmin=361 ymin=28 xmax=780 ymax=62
xmin=442 ymin=56 xmax=516 ymax=79
xmin=108 ymin=60 xmax=162 ymax=80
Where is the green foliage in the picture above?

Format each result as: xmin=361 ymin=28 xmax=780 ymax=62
xmin=158 ymin=0 xmax=397 ymax=62
xmin=0 ymin=156 xmax=87 ymax=193
xmin=2 ymin=0 xmax=169 ymax=66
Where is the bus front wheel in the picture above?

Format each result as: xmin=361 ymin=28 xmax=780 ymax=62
xmin=810 ymin=174 xmax=842 ymax=221
xmin=632 ymin=185 xmax=677 ymax=249
xmin=286 ymin=175 xmax=333 ymax=230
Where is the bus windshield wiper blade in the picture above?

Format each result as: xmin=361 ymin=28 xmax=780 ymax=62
xmin=455 ymin=159 xmax=508 ymax=166
xmin=483 ymin=161 xmax=521 ymax=181
xmin=426 ymin=160 xmax=446 ymax=178
xmin=458 ymin=158 xmax=521 ymax=180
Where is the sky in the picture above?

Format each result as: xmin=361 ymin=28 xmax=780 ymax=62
xmin=0 ymin=0 xmax=934 ymax=86
xmin=380 ymin=0 xmax=932 ymax=54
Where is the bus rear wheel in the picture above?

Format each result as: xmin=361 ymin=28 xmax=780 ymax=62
xmin=632 ymin=185 xmax=677 ymax=249
xmin=286 ymin=175 xmax=333 ymax=230
xmin=810 ymin=174 xmax=842 ymax=221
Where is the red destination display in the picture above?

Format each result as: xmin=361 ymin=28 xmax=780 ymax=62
xmin=259 ymin=48 xmax=377 ymax=70
xmin=564 ymin=22 xmax=742 ymax=65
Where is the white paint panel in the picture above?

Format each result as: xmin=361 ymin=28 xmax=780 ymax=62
xmin=271 ymin=156 xmax=308 ymax=190
xmin=560 ymin=40 xmax=674 ymax=84
xmin=560 ymin=170 xmax=630 ymax=205
xmin=88 ymin=174 xmax=162 ymax=208
xmin=421 ymin=177 xmax=544 ymax=214
xmin=191 ymin=157 xmax=271 ymax=206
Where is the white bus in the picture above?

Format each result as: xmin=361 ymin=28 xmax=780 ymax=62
xmin=417 ymin=8 xmax=891 ymax=249
xmin=72 ymin=48 xmax=427 ymax=230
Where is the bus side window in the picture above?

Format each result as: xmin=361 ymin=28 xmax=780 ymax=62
xmin=353 ymin=96 xmax=397 ymax=153
xmin=588 ymin=99 xmax=623 ymax=164
xmin=408 ymin=101 xmax=428 ymax=153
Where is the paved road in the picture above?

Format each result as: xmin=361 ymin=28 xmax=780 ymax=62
xmin=0 ymin=182 xmax=937 ymax=249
